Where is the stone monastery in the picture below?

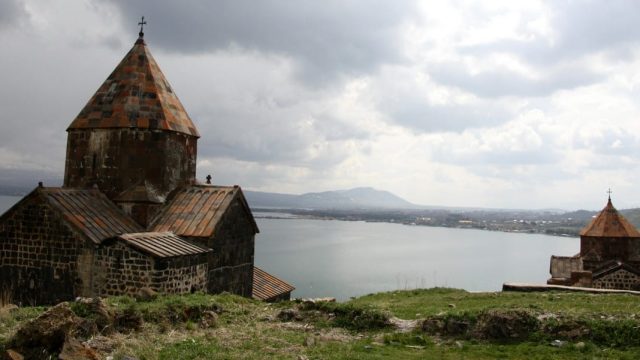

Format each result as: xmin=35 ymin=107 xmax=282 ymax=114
xmin=548 ymin=196 xmax=640 ymax=290
xmin=0 ymin=29 xmax=294 ymax=305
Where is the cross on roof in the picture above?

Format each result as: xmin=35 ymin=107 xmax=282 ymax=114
xmin=138 ymin=16 xmax=147 ymax=38
xmin=607 ymin=188 xmax=612 ymax=200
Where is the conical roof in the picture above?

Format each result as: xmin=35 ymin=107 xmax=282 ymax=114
xmin=67 ymin=37 xmax=199 ymax=137
xmin=580 ymin=198 xmax=640 ymax=237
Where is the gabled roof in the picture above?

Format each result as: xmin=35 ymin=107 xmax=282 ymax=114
xmin=580 ymin=198 xmax=640 ymax=238
xmin=592 ymin=261 xmax=640 ymax=280
xmin=149 ymin=185 xmax=258 ymax=238
xmin=118 ymin=232 xmax=210 ymax=258
xmin=252 ymin=267 xmax=295 ymax=301
xmin=40 ymin=187 xmax=143 ymax=244
xmin=67 ymin=37 xmax=199 ymax=137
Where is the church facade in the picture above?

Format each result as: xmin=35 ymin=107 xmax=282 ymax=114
xmin=0 ymin=31 xmax=293 ymax=305
xmin=548 ymin=197 xmax=640 ymax=290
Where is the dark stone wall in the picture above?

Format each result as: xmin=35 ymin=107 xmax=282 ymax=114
xmin=92 ymin=241 xmax=154 ymax=297
xmin=0 ymin=195 xmax=87 ymax=305
xmin=580 ymin=236 xmax=640 ymax=271
xmin=92 ymin=241 xmax=208 ymax=296
xmin=64 ymin=128 xmax=197 ymax=200
xmin=154 ymin=254 xmax=208 ymax=294
xmin=189 ymin=197 xmax=255 ymax=297
xmin=593 ymin=269 xmax=640 ymax=290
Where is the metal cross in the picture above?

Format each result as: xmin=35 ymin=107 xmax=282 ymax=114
xmin=607 ymin=188 xmax=612 ymax=199
xmin=138 ymin=16 xmax=147 ymax=37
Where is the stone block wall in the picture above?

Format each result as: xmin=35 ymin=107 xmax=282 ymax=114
xmin=0 ymin=195 xmax=85 ymax=305
xmin=92 ymin=241 xmax=154 ymax=297
xmin=191 ymin=198 xmax=255 ymax=297
xmin=153 ymin=254 xmax=208 ymax=294
xmin=92 ymin=241 xmax=208 ymax=296
xmin=592 ymin=269 xmax=640 ymax=290
xmin=64 ymin=128 xmax=197 ymax=200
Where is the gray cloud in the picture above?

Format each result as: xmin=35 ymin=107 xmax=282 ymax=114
xmin=100 ymin=0 xmax=417 ymax=85
xmin=385 ymin=100 xmax=510 ymax=133
xmin=0 ymin=0 xmax=28 ymax=30
xmin=429 ymin=62 xmax=602 ymax=98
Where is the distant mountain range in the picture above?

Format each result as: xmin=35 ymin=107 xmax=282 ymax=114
xmin=244 ymin=187 xmax=421 ymax=210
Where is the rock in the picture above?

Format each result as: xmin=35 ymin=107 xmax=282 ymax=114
xmin=389 ymin=317 xmax=419 ymax=333
xmin=3 ymin=349 xmax=23 ymax=360
xmin=445 ymin=318 xmax=470 ymax=335
xmin=135 ymin=287 xmax=158 ymax=302
xmin=421 ymin=318 xmax=445 ymax=334
xmin=455 ymin=340 xmax=464 ymax=349
xmin=199 ymin=310 xmax=218 ymax=329
xmin=59 ymin=337 xmax=100 ymax=360
xmin=302 ymin=297 xmax=336 ymax=305
xmin=473 ymin=309 xmax=539 ymax=340
xmin=114 ymin=308 xmax=143 ymax=332
xmin=72 ymin=297 xmax=115 ymax=338
xmin=8 ymin=302 xmax=81 ymax=357
xmin=448 ymin=303 xmax=456 ymax=308
xmin=550 ymin=339 xmax=566 ymax=347
xmin=277 ymin=309 xmax=301 ymax=322
xmin=574 ymin=342 xmax=586 ymax=349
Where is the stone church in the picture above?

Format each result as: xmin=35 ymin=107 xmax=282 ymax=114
xmin=0 ymin=30 xmax=294 ymax=305
xmin=548 ymin=196 xmax=640 ymax=290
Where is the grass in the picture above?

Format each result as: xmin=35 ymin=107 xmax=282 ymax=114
xmin=349 ymin=287 xmax=640 ymax=319
xmin=1 ymin=289 xmax=640 ymax=359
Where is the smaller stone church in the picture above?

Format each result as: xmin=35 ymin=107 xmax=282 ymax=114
xmin=0 ymin=28 xmax=293 ymax=305
xmin=548 ymin=196 xmax=640 ymax=290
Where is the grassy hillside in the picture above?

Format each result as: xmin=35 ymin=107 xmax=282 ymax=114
xmin=1 ymin=289 xmax=640 ymax=359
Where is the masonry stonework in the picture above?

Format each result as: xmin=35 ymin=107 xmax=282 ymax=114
xmin=592 ymin=269 xmax=640 ymax=290
xmin=0 ymin=196 xmax=85 ymax=305
xmin=92 ymin=241 xmax=208 ymax=297
xmin=64 ymin=129 xmax=196 ymax=200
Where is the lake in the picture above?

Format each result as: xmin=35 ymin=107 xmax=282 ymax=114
xmin=0 ymin=195 xmax=579 ymax=300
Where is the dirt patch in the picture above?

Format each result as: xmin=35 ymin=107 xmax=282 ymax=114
xmin=473 ymin=309 xmax=540 ymax=340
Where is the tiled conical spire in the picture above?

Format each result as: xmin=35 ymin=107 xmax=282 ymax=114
xmin=67 ymin=36 xmax=199 ymax=137
xmin=580 ymin=197 xmax=640 ymax=237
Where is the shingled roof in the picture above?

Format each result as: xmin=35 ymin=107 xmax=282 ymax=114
xmin=580 ymin=198 xmax=640 ymax=238
xmin=118 ymin=232 xmax=210 ymax=258
xmin=149 ymin=185 xmax=258 ymax=238
xmin=40 ymin=187 xmax=143 ymax=244
xmin=252 ymin=267 xmax=295 ymax=301
xmin=67 ymin=37 xmax=199 ymax=137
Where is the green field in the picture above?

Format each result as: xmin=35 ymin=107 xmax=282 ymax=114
xmin=2 ymin=288 xmax=640 ymax=359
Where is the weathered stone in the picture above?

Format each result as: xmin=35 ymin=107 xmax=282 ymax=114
xmin=9 ymin=302 xmax=80 ymax=357
xmin=473 ymin=309 xmax=539 ymax=340
xmin=199 ymin=310 xmax=218 ymax=329
xmin=59 ymin=337 xmax=100 ymax=360
xmin=277 ymin=309 xmax=302 ymax=322
xmin=2 ymin=349 xmax=23 ymax=360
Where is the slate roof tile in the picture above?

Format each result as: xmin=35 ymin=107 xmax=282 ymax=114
xmin=252 ymin=267 xmax=295 ymax=301
xmin=67 ymin=38 xmax=199 ymax=137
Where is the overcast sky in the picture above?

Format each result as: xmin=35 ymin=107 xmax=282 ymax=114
xmin=1 ymin=0 xmax=640 ymax=210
